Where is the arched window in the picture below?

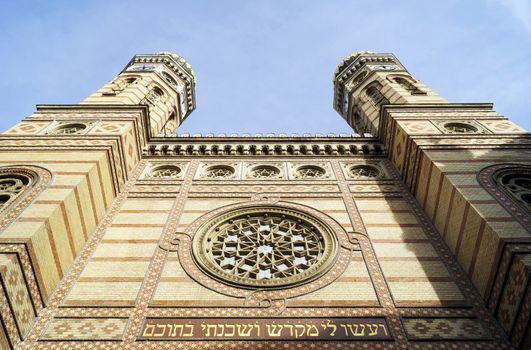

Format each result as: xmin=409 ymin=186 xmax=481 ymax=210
xmin=352 ymin=71 xmax=367 ymax=87
xmin=364 ymin=84 xmax=388 ymax=109
xmin=478 ymin=164 xmax=531 ymax=232
xmin=162 ymin=72 xmax=179 ymax=89
xmin=392 ymin=77 xmax=425 ymax=95
xmin=350 ymin=108 xmax=366 ymax=134
xmin=0 ymin=166 xmax=50 ymax=224
xmin=145 ymin=86 xmax=164 ymax=107
xmin=108 ymin=77 xmax=137 ymax=95
xmin=494 ymin=166 xmax=531 ymax=213
xmin=0 ymin=174 xmax=30 ymax=212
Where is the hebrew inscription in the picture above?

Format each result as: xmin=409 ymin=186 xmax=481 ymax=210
xmin=138 ymin=317 xmax=391 ymax=340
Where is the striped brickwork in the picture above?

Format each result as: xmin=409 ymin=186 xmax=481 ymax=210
xmin=1 ymin=51 xmax=524 ymax=349
xmin=10 ymin=156 xmax=512 ymax=349
xmin=352 ymin=71 xmax=446 ymax=135
xmin=383 ymin=104 xmax=531 ymax=347
xmin=82 ymin=72 xmax=182 ymax=137
xmin=0 ymin=105 xmax=147 ymax=347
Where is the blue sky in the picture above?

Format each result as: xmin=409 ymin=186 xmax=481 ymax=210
xmin=0 ymin=0 xmax=530 ymax=134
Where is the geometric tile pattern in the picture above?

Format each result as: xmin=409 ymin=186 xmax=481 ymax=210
xmin=479 ymin=120 xmax=528 ymax=134
xmin=497 ymin=253 xmax=531 ymax=333
xmin=4 ymin=121 xmax=51 ymax=135
xmin=0 ymin=254 xmax=36 ymax=338
xmin=40 ymin=318 xmax=128 ymax=340
xmin=399 ymin=120 xmax=441 ymax=135
xmin=402 ymin=317 xmax=490 ymax=340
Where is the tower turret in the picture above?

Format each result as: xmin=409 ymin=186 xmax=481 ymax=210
xmin=82 ymin=52 xmax=196 ymax=137
xmin=333 ymin=51 xmax=445 ymax=135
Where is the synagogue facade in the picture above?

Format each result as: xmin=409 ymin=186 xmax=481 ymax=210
xmin=0 ymin=51 xmax=529 ymax=349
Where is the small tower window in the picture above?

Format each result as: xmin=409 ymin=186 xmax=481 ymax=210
xmin=393 ymin=77 xmax=425 ymax=95
xmin=352 ymin=71 xmax=367 ymax=87
xmin=162 ymin=72 xmax=179 ymax=89
xmin=145 ymin=87 xmax=164 ymax=107
xmin=106 ymin=77 xmax=137 ymax=95
xmin=365 ymin=84 xmax=388 ymax=109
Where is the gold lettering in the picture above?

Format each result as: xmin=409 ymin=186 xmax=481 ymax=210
xmin=217 ymin=324 xmax=225 ymax=336
xmin=367 ymin=324 xmax=379 ymax=336
xmin=224 ymin=324 xmax=235 ymax=337
xmin=183 ymin=324 xmax=194 ymax=337
xmin=154 ymin=324 xmax=166 ymax=337
xmin=321 ymin=319 xmax=337 ymax=337
xmin=306 ymin=324 xmax=319 ymax=337
xmin=379 ymin=324 xmax=388 ymax=336
xmin=294 ymin=324 xmax=306 ymax=338
xmin=201 ymin=323 xmax=218 ymax=337
xmin=236 ymin=324 xmax=252 ymax=337
xmin=284 ymin=324 xmax=294 ymax=337
xmin=340 ymin=324 xmax=349 ymax=336
xmin=266 ymin=324 xmax=283 ymax=337
xmin=142 ymin=324 xmax=155 ymax=337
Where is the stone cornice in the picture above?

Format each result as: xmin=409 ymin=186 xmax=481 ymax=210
xmin=143 ymin=137 xmax=385 ymax=157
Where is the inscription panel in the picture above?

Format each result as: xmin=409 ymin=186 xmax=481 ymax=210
xmin=139 ymin=317 xmax=391 ymax=341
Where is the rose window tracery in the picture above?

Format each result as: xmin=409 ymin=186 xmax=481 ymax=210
xmin=250 ymin=165 xmax=280 ymax=179
xmin=192 ymin=206 xmax=338 ymax=288
xmin=0 ymin=175 xmax=29 ymax=209
xmin=205 ymin=166 xmax=235 ymax=179
xmin=497 ymin=171 xmax=531 ymax=211
xmin=295 ymin=165 xmax=326 ymax=179
xmin=148 ymin=165 xmax=181 ymax=179
xmin=348 ymin=165 xmax=381 ymax=179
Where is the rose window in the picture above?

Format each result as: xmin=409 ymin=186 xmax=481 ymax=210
xmin=497 ymin=172 xmax=531 ymax=211
xmin=250 ymin=165 xmax=280 ymax=179
xmin=192 ymin=206 xmax=338 ymax=288
xmin=348 ymin=165 xmax=381 ymax=179
xmin=205 ymin=166 xmax=235 ymax=179
xmin=443 ymin=122 xmax=478 ymax=134
xmin=48 ymin=123 xmax=87 ymax=135
xmin=0 ymin=175 xmax=30 ymax=209
xmin=295 ymin=165 xmax=326 ymax=179
xmin=149 ymin=165 xmax=181 ymax=179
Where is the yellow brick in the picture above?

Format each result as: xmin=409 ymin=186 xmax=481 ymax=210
xmin=81 ymin=261 xmax=150 ymax=278
xmin=380 ymin=261 xmax=450 ymax=278
xmin=66 ymin=282 xmax=141 ymax=302
xmin=373 ymin=243 xmax=438 ymax=258
xmin=388 ymin=282 xmax=464 ymax=303
xmin=92 ymin=243 xmax=156 ymax=258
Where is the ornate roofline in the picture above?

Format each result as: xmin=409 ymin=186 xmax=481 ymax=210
xmin=155 ymin=132 xmax=375 ymax=138
xmin=143 ymin=138 xmax=385 ymax=157
xmin=123 ymin=52 xmax=196 ymax=117
xmin=333 ymin=52 xmax=406 ymax=115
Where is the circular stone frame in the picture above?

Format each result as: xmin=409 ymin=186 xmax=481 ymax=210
xmin=48 ymin=123 xmax=87 ymax=135
xmin=204 ymin=165 xmax=236 ymax=179
xmin=443 ymin=122 xmax=478 ymax=134
xmin=191 ymin=205 xmax=339 ymax=290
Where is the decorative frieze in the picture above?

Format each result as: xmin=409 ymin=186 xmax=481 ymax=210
xmin=144 ymin=139 xmax=385 ymax=157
